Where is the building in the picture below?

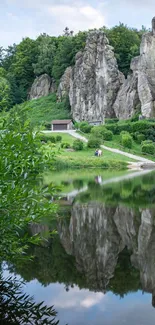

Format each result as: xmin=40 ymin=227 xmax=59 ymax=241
xmin=88 ymin=120 xmax=103 ymax=126
xmin=51 ymin=119 xmax=73 ymax=131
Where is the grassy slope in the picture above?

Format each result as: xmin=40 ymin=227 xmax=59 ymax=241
xmin=20 ymin=94 xmax=71 ymax=126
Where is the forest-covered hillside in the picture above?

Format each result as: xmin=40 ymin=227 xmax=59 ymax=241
xmin=0 ymin=24 xmax=149 ymax=112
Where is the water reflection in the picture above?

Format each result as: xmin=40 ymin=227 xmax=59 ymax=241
xmin=7 ymin=170 xmax=155 ymax=324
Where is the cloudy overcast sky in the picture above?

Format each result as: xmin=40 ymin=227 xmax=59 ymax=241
xmin=0 ymin=0 xmax=154 ymax=47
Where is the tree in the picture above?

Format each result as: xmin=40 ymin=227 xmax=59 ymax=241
xmin=0 ymin=76 xmax=11 ymax=111
xmin=63 ymin=27 xmax=74 ymax=36
xmin=0 ymin=276 xmax=59 ymax=324
xmin=9 ymin=38 xmax=38 ymax=100
xmin=0 ymin=105 xmax=57 ymax=263
xmin=33 ymin=36 xmax=57 ymax=76
xmin=52 ymin=31 xmax=87 ymax=82
xmin=0 ymin=46 xmax=4 ymax=66
xmin=102 ymin=23 xmax=142 ymax=76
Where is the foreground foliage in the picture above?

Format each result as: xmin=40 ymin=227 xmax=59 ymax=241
xmin=0 ymin=276 xmax=59 ymax=325
xmin=0 ymin=106 xmax=57 ymax=263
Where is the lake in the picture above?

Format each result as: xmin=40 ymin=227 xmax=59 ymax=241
xmin=6 ymin=169 xmax=155 ymax=325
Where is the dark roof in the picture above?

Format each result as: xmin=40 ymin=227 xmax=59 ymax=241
xmin=51 ymin=119 xmax=72 ymax=125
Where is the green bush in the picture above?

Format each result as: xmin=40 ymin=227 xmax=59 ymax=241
xmin=131 ymin=120 xmax=150 ymax=133
xmin=142 ymin=140 xmax=153 ymax=146
xmin=38 ymin=134 xmax=56 ymax=143
xmin=91 ymin=126 xmax=113 ymax=141
xmin=102 ymin=128 xmax=113 ymax=141
xmin=141 ymin=143 xmax=155 ymax=155
xmin=121 ymin=133 xmax=132 ymax=149
xmin=91 ymin=126 xmax=103 ymax=137
xmin=79 ymin=122 xmax=92 ymax=133
xmin=87 ymin=136 xmax=101 ymax=148
xmin=61 ymin=142 xmax=70 ymax=149
xmin=56 ymin=135 xmax=62 ymax=142
xmin=72 ymin=139 xmax=84 ymax=151
xmin=142 ymin=128 xmax=155 ymax=142
xmin=136 ymin=134 xmax=145 ymax=144
xmin=50 ymin=136 xmax=56 ymax=143
xmin=105 ymin=118 xmax=119 ymax=124
xmin=105 ymin=124 xmax=121 ymax=135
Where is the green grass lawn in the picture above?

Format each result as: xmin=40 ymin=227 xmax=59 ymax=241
xmin=42 ymin=132 xmax=134 ymax=163
xmin=44 ymin=132 xmax=75 ymax=144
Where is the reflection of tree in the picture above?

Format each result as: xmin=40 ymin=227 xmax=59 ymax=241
xmin=76 ymin=172 xmax=155 ymax=208
xmin=8 ymin=238 xmax=142 ymax=300
xmin=108 ymin=248 xmax=141 ymax=297
xmin=0 ymin=276 xmax=59 ymax=324
xmin=73 ymin=179 xmax=84 ymax=190
xmin=8 ymin=235 xmax=86 ymax=290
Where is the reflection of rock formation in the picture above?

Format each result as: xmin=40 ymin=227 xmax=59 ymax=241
xmin=58 ymin=203 xmax=155 ymax=302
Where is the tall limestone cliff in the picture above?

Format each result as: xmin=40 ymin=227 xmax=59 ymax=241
xmin=69 ymin=31 xmax=123 ymax=122
xmin=28 ymin=18 xmax=155 ymax=119
xmin=29 ymin=74 xmax=56 ymax=100
xmin=113 ymin=57 xmax=140 ymax=119
xmin=114 ymin=17 xmax=155 ymax=119
xmin=58 ymin=202 xmax=155 ymax=301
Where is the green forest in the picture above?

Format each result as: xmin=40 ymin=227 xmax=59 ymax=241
xmin=0 ymin=24 xmax=149 ymax=112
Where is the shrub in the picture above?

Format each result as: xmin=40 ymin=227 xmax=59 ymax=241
xmin=136 ymin=134 xmax=145 ymax=144
xmin=79 ymin=122 xmax=92 ymax=133
xmin=105 ymin=118 xmax=119 ymax=124
xmin=56 ymin=135 xmax=62 ymax=142
xmin=50 ymin=136 xmax=56 ymax=143
xmin=38 ymin=134 xmax=56 ymax=143
xmin=131 ymin=120 xmax=152 ymax=133
xmin=87 ymin=136 xmax=101 ymax=148
xmin=141 ymin=143 xmax=155 ymax=155
xmin=91 ymin=126 xmax=103 ymax=137
xmin=105 ymin=123 xmax=122 ymax=135
xmin=91 ymin=126 xmax=113 ymax=141
xmin=141 ymin=140 xmax=153 ymax=146
xmin=102 ymin=129 xmax=113 ymax=141
xmin=73 ymin=139 xmax=84 ymax=151
xmin=143 ymin=128 xmax=155 ymax=142
xmin=121 ymin=133 xmax=132 ymax=149
xmin=61 ymin=142 xmax=70 ymax=149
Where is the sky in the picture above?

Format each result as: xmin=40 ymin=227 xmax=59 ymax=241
xmin=0 ymin=0 xmax=155 ymax=47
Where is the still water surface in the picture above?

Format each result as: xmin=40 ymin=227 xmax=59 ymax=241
xmin=7 ymin=169 xmax=155 ymax=324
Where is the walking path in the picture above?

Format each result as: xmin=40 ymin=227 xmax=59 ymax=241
xmin=43 ymin=130 xmax=155 ymax=168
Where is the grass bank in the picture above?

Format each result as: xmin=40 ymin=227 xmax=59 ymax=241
xmin=18 ymin=94 xmax=71 ymax=127
xmin=40 ymin=132 xmax=130 ymax=170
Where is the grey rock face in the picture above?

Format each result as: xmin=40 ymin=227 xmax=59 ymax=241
xmin=29 ymin=74 xmax=55 ymax=100
xmin=57 ymin=67 xmax=72 ymax=100
xmin=113 ymin=58 xmax=140 ymax=119
xmin=137 ymin=32 xmax=155 ymax=117
xmin=69 ymin=31 xmax=122 ymax=122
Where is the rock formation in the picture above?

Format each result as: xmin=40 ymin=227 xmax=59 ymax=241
xmin=113 ymin=58 xmax=140 ymax=119
xmin=28 ymin=18 xmax=155 ymax=119
xmin=57 ymin=67 xmax=72 ymax=100
xmin=114 ymin=18 xmax=155 ymax=119
xmin=58 ymin=200 xmax=155 ymax=302
xmin=69 ymin=31 xmax=123 ymax=122
xmin=29 ymin=74 xmax=56 ymax=100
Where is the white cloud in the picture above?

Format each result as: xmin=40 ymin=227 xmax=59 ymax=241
xmin=47 ymin=4 xmax=105 ymax=33
xmin=52 ymin=285 xmax=105 ymax=309
xmin=81 ymin=293 xmax=104 ymax=308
